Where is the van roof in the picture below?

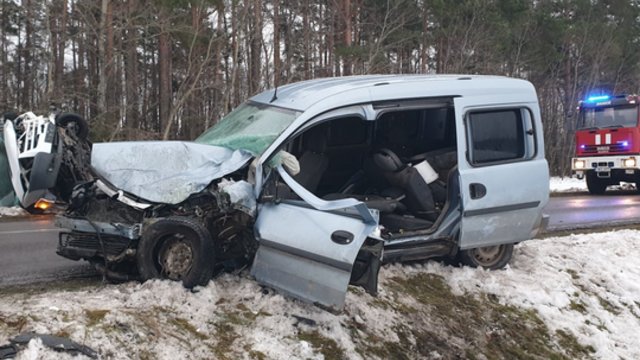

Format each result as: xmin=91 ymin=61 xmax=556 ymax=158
xmin=250 ymin=74 xmax=537 ymax=111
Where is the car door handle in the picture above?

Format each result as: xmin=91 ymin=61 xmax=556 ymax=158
xmin=469 ymin=183 xmax=486 ymax=199
xmin=331 ymin=230 xmax=354 ymax=245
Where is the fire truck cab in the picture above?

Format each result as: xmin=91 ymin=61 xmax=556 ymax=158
xmin=572 ymin=94 xmax=640 ymax=194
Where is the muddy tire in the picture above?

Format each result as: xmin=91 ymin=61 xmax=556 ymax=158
xmin=137 ymin=216 xmax=215 ymax=288
xmin=459 ymin=243 xmax=514 ymax=270
xmin=586 ymin=172 xmax=607 ymax=195
xmin=56 ymin=113 xmax=89 ymax=139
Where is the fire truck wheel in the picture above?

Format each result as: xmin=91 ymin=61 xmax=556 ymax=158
xmin=586 ymin=172 xmax=608 ymax=195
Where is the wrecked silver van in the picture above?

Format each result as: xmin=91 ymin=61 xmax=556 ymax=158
xmin=3 ymin=75 xmax=549 ymax=310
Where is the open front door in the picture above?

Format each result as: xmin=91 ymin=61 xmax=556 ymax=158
xmin=454 ymin=96 xmax=549 ymax=250
xmin=251 ymin=166 xmax=379 ymax=311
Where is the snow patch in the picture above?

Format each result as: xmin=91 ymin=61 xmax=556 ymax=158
xmin=550 ymin=176 xmax=637 ymax=193
xmin=0 ymin=206 xmax=26 ymax=217
xmin=1 ymin=231 xmax=639 ymax=359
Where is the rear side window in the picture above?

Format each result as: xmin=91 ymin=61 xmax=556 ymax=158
xmin=467 ymin=108 xmax=533 ymax=165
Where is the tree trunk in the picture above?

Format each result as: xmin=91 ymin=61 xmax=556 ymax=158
xmin=0 ymin=2 xmax=8 ymax=108
xmin=212 ymin=3 xmax=224 ymax=123
xmin=56 ymin=0 xmax=68 ymax=96
xmin=158 ymin=9 xmax=172 ymax=135
xmin=273 ymin=0 xmax=280 ymax=86
xmin=97 ymin=0 xmax=110 ymax=118
xmin=303 ymin=0 xmax=311 ymax=79
xmin=326 ymin=2 xmax=334 ymax=77
xmin=342 ymin=0 xmax=352 ymax=76
xmin=421 ymin=2 xmax=428 ymax=73
xmin=45 ymin=0 xmax=68 ymax=106
xmin=21 ymin=0 xmax=33 ymax=109
xmin=124 ymin=0 xmax=139 ymax=131
xmin=249 ymin=0 xmax=262 ymax=95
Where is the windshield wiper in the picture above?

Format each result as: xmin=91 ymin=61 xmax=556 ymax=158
xmin=580 ymin=126 xmax=599 ymax=131
xmin=603 ymin=124 xmax=624 ymax=129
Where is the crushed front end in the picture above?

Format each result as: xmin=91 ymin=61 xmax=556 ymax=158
xmin=56 ymin=175 xmax=259 ymax=283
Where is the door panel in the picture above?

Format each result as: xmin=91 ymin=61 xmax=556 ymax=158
xmin=454 ymin=97 xmax=549 ymax=249
xmin=252 ymin=166 xmax=378 ymax=311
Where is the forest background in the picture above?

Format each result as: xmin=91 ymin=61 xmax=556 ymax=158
xmin=1 ymin=0 xmax=639 ymax=176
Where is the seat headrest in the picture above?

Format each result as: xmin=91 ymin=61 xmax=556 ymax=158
xmin=373 ymin=148 xmax=405 ymax=172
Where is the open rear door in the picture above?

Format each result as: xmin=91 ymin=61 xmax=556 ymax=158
xmin=454 ymin=96 xmax=549 ymax=249
xmin=252 ymin=165 xmax=378 ymax=311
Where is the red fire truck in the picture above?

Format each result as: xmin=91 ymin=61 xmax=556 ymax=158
xmin=572 ymin=94 xmax=640 ymax=194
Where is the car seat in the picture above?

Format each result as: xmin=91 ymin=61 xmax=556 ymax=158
xmin=294 ymin=128 xmax=329 ymax=193
xmin=373 ymin=148 xmax=438 ymax=221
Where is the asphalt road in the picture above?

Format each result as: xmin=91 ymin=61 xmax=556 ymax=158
xmin=2 ymin=192 xmax=640 ymax=288
xmin=545 ymin=192 xmax=640 ymax=231
xmin=0 ymin=215 xmax=96 ymax=287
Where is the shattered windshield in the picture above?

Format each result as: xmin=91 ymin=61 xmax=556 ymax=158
xmin=579 ymin=105 xmax=638 ymax=129
xmin=196 ymin=101 xmax=301 ymax=155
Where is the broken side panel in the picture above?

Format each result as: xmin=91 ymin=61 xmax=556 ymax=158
xmin=252 ymin=165 xmax=378 ymax=311
xmin=252 ymin=201 xmax=377 ymax=311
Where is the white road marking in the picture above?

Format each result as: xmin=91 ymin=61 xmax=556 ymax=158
xmin=0 ymin=228 xmax=59 ymax=235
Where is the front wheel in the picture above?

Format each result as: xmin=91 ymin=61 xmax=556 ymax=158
xmin=137 ymin=216 xmax=215 ymax=288
xmin=459 ymin=243 xmax=514 ymax=270
xmin=586 ymin=172 xmax=608 ymax=195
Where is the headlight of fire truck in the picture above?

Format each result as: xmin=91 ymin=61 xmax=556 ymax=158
xmin=624 ymin=158 xmax=636 ymax=168
xmin=573 ymin=159 xmax=586 ymax=169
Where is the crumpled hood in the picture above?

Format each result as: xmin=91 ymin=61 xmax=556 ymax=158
xmin=91 ymin=141 xmax=253 ymax=204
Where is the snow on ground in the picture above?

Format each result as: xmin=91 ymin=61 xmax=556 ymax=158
xmin=550 ymin=176 xmax=637 ymax=193
xmin=0 ymin=206 xmax=26 ymax=217
xmin=550 ymin=176 xmax=588 ymax=193
xmin=1 ymin=230 xmax=639 ymax=359
xmin=416 ymin=230 xmax=640 ymax=359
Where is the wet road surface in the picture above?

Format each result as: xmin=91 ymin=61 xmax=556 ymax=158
xmin=0 ymin=216 xmax=96 ymax=288
xmin=545 ymin=192 xmax=640 ymax=231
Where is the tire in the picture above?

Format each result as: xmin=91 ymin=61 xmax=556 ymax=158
xmin=137 ymin=216 xmax=215 ymax=288
xmin=459 ymin=243 xmax=514 ymax=270
xmin=56 ymin=113 xmax=89 ymax=139
xmin=586 ymin=172 xmax=607 ymax=195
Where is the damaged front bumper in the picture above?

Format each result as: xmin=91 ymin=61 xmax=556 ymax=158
xmin=55 ymin=216 xmax=140 ymax=261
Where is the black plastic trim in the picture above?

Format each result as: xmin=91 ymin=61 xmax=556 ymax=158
xmin=463 ymin=201 xmax=540 ymax=218
xmin=258 ymin=238 xmax=354 ymax=272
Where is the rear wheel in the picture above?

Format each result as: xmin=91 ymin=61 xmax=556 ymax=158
xmin=586 ymin=172 xmax=608 ymax=195
xmin=137 ymin=216 xmax=215 ymax=288
xmin=459 ymin=243 xmax=514 ymax=270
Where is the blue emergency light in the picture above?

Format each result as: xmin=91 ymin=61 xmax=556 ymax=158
xmin=585 ymin=95 xmax=610 ymax=103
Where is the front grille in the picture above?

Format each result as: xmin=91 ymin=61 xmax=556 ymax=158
xmin=582 ymin=143 xmax=628 ymax=154
xmin=18 ymin=119 xmax=49 ymax=153
xmin=592 ymin=161 xmax=614 ymax=168
xmin=59 ymin=232 xmax=132 ymax=257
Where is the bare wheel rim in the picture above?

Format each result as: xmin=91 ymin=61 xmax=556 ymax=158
xmin=157 ymin=234 xmax=194 ymax=280
xmin=471 ymin=245 xmax=506 ymax=267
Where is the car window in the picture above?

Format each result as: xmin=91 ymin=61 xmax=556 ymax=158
xmin=467 ymin=108 xmax=533 ymax=165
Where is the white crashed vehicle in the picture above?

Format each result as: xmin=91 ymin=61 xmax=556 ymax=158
xmin=2 ymin=111 xmax=90 ymax=211
xmin=3 ymin=75 xmax=550 ymax=311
